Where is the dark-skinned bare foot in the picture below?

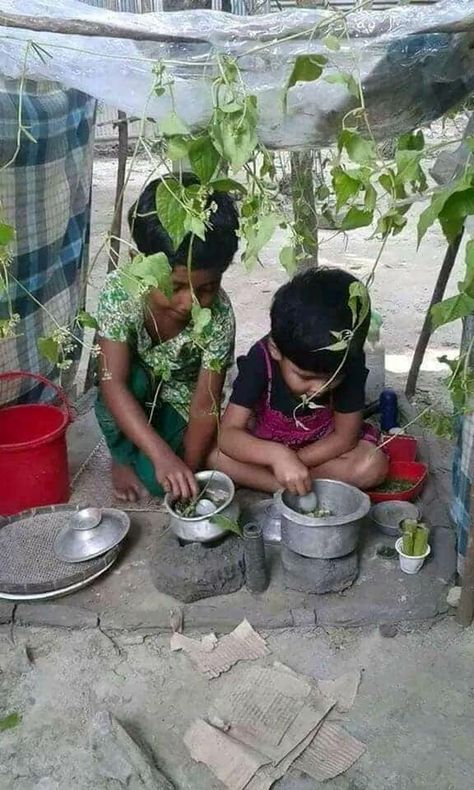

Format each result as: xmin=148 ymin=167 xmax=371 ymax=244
xmin=111 ymin=461 xmax=146 ymax=503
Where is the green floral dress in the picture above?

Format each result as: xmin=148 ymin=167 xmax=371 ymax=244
xmin=96 ymin=270 xmax=235 ymax=419
xmin=94 ymin=270 xmax=235 ymax=496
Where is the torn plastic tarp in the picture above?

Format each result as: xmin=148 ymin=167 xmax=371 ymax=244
xmin=0 ymin=0 xmax=473 ymax=149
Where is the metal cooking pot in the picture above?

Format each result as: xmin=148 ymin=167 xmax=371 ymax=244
xmin=164 ymin=470 xmax=240 ymax=544
xmin=275 ymin=479 xmax=371 ymax=559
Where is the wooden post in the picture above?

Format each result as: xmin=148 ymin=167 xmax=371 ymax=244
xmin=290 ymin=0 xmax=323 ymax=271
xmin=405 ymin=113 xmax=474 ymax=397
xmin=290 ymin=151 xmax=318 ymax=270
xmin=405 ymin=231 xmax=464 ymax=399
xmin=108 ymin=111 xmax=129 ymax=272
xmin=456 ymin=315 xmax=474 ymax=625
xmin=457 ymin=481 xmax=474 ymax=626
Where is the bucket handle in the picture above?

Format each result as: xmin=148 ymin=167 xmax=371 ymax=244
xmin=0 ymin=371 xmax=75 ymax=423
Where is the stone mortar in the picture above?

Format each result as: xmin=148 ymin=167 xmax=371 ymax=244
xmin=149 ymin=531 xmax=245 ymax=603
xmin=281 ymin=545 xmax=359 ymax=594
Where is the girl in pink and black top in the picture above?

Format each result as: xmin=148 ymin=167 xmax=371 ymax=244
xmin=215 ymin=268 xmax=388 ymax=495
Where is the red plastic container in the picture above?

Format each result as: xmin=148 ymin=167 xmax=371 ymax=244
xmin=382 ymin=434 xmax=417 ymax=463
xmin=368 ymin=460 xmax=428 ymax=504
xmin=0 ymin=372 xmax=73 ymax=516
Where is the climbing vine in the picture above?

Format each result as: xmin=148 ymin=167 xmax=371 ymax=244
xmin=0 ymin=17 xmax=473 ymax=434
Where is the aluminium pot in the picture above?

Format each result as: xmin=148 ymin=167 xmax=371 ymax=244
xmin=275 ymin=479 xmax=371 ymax=559
xmin=164 ymin=470 xmax=240 ymax=543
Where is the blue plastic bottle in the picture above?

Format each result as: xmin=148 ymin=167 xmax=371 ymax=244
xmin=379 ymin=388 xmax=398 ymax=432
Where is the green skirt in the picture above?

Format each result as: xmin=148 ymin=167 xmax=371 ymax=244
xmin=95 ymin=362 xmax=187 ymax=497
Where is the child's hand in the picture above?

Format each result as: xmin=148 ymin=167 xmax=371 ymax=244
xmin=154 ymin=454 xmax=199 ymax=500
xmin=270 ymin=447 xmax=312 ymax=496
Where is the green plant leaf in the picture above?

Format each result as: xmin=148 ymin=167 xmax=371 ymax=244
xmin=76 ymin=311 xmax=99 ymax=330
xmin=159 ymin=112 xmax=188 ymax=137
xmin=210 ymin=514 xmax=242 ymax=537
xmin=189 ymin=135 xmax=220 ymax=183
xmin=0 ymin=713 xmax=21 ymax=732
xmin=431 ymin=293 xmax=474 ymax=329
xmin=37 ymin=336 xmax=60 ymax=365
xmin=320 ymin=339 xmax=349 ymax=352
xmin=184 ymin=214 xmax=207 ymax=242
xmin=379 ymin=173 xmax=394 ymax=194
xmin=462 ymin=240 xmax=474 ymax=298
xmin=155 ymin=179 xmax=188 ymax=250
xmin=0 ymin=223 xmax=14 ymax=246
xmin=340 ymin=206 xmax=373 ymax=230
xmin=166 ymin=135 xmax=191 ymax=161
xmin=323 ymin=35 xmax=341 ymax=51
xmin=210 ymin=96 xmax=258 ymax=172
xmin=191 ymin=303 xmax=212 ymax=337
xmin=417 ymin=180 xmax=471 ymax=246
xmin=442 ymin=187 xmax=474 ymax=222
xmin=348 ymin=281 xmax=370 ymax=330
xmin=245 ymin=213 xmax=279 ymax=263
xmin=287 ymin=55 xmax=327 ymax=92
xmin=397 ymin=130 xmax=425 ymax=151
xmin=395 ymin=150 xmax=423 ymax=184
xmin=210 ymin=178 xmax=247 ymax=195
xmin=338 ymin=129 xmax=376 ymax=165
xmin=364 ymin=184 xmax=377 ymax=212
xmin=332 ymin=166 xmax=361 ymax=209
xmin=439 ymin=215 xmax=464 ymax=245
xmin=279 ymin=245 xmax=297 ymax=276
xmin=242 ymin=253 xmax=258 ymax=272
xmin=324 ymin=72 xmax=359 ymax=98
xmin=376 ymin=210 xmax=407 ymax=238
xmin=219 ymin=100 xmax=244 ymax=114
xmin=135 ymin=252 xmax=173 ymax=298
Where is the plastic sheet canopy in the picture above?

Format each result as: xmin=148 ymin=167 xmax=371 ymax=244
xmin=0 ymin=0 xmax=473 ymax=149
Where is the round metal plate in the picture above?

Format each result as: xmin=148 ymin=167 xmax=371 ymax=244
xmin=0 ymin=504 xmax=123 ymax=595
xmin=0 ymin=558 xmax=116 ymax=601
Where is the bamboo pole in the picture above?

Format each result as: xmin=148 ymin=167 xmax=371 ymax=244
xmin=405 ymin=113 xmax=474 ymax=398
xmin=0 ymin=12 xmax=206 ymax=44
xmin=108 ymin=111 xmax=129 ymax=272
xmin=405 ymin=231 xmax=464 ymax=400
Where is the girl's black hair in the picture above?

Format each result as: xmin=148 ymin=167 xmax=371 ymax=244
xmin=128 ymin=173 xmax=239 ymax=273
xmin=271 ymin=267 xmax=371 ymax=374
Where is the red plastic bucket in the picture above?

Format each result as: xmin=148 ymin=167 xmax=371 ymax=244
xmin=0 ymin=372 xmax=74 ymax=516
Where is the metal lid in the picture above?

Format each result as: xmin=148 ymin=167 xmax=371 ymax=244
xmin=54 ymin=508 xmax=130 ymax=563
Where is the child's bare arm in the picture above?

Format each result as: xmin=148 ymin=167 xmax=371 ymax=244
xmin=98 ymin=338 xmax=198 ymax=499
xmin=220 ymin=404 xmax=311 ymax=495
xmin=184 ymin=368 xmax=226 ymax=472
xmin=297 ymin=411 xmax=362 ymax=468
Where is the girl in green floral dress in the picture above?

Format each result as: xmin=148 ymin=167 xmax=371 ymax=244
xmin=95 ymin=174 xmax=238 ymax=502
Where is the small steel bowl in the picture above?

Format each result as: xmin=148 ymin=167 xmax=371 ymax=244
xmin=164 ymin=470 xmax=239 ymax=544
xmin=371 ymin=500 xmax=421 ymax=538
xmin=54 ymin=508 xmax=130 ymax=563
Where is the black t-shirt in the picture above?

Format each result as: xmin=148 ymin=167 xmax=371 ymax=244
xmin=230 ymin=338 xmax=368 ymax=416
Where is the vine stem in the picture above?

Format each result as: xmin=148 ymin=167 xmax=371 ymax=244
xmin=0 ymin=41 xmax=31 ymax=173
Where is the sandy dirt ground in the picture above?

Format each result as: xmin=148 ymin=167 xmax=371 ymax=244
xmin=1 ymin=618 xmax=474 ymax=790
